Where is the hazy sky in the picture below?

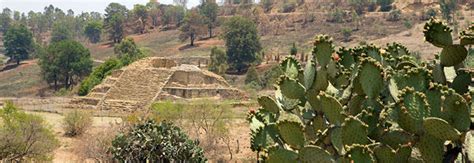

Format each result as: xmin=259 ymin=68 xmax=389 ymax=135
xmin=0 ymin=0 xmax=201 ymax=14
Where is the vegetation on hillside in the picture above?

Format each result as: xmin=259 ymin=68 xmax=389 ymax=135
xmin=3 ymin=24 xmax=33 ymax=65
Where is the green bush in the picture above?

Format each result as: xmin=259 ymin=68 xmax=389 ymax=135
xmin=63 ymin=110 xmax=93 ymax=137
xmin=281 ymin=1 xmax=297 ymax=13
xmin=110 ymin=120 xmax=206 ymax=162
xmin=245 ymin=65 xmax=262 ymax=85
xmin=208 ymin=46 xmax=228 ymax=75
xmin=261 ymin=65 xmax=284 ymax=89
xmin=0 ymin=102 xmax=59 ymax=161
xmin=78 ymin=58 xmax=122 ymax=96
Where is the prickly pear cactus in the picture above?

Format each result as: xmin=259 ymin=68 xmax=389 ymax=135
xmin=248 ymin=19 xmax=473 ymax=162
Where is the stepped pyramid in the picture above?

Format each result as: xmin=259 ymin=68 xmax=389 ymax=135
xmin=68 ymin=57 xmax=242 ymax=112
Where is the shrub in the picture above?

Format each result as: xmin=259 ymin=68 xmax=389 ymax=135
xmin=327 ymin=8 xmax=344 ymax=23
xmin=421 ymin=8 xmax=437 ymax=20
xmin=341 ymin=28 xmax=352 ymax=42
xmin=63 ymin=110 xmax=93 ymax=137
xmin=208 ymin=46 xmax=228 ymax=75
xmin=404 ymin=19 xmax=413 ymax=29
xmin=387 ymin=9 xmax=401 ymax=21
xmin=0 ymin=102 xmax=59 ymax=161
xmin=261 ymin=65 xmax=284 ymax=89
xmin=281 ymin=1 xmax=297 ymax=13
xmin=78 ymin=58 xmax=122 ymax=96
xmin=75 ymin=125 xmax=119 ymax=161
xmin=290 ymin=43 xmax=298 ymax=56
xmin=377 ymin=0 xmax=393 ymax=12
xmin=245 ymin=65 xmax=262 ymax=85
xmin=110 ymin=120 xmax=207 ymax=162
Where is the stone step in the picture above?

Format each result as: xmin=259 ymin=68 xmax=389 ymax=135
xmin=99 ymin=100 xmax=142 ymax=112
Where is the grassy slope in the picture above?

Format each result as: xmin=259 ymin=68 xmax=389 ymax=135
xmin=0 ymin=60 xmax=49 ymax=97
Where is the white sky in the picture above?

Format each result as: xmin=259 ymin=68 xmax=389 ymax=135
xmin=0 ymin=0 xmax=201 ymax=14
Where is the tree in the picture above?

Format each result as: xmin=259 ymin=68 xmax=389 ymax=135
xmin=200 ymin=1 xmax=219 ymax=38
xmin=179 ymin=10 xmax=206 ymax=46
xmin=146 ymin=0 xmax=161 ymax=27
xmin=0 ymin=8 xmax=12 ymax=33
xmin=163 ymin=5 xmax=185 ymax=27
xmin=40 ymin=40 xmax=93 ymax=89
xmin=114 ymin=38 xmax=144 ymax=65
xmin=222 ymin=16 xmax=262 ymax=73
xmin=132 ymin=4 xmax=148 ymax=34
xmin=377 ymin=0 xmax=393 ymax=12
xmin=110 ymin=120 xmax=207 ymax=162
xmin=208 ymin=46 xmax=228 ymax=75
xmin=3 ymin=24 xmax=33 ymax=65
xmin=0 ymin=102 xmax=59 ymax=161
xmin=104 ymin=3 xmax=128 ymax=43
xmin=84 ymin=21 xmax=103 ymax=43
xmin=51 ymin=22 xmax=73 ymax=43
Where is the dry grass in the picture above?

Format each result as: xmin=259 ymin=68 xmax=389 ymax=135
xmin=0 ymin=60 xmax=49 ymax=97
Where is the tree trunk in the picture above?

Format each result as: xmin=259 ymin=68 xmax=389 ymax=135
xmin=209 ymin=26 xmax=213 ymax=38
xmin=190 ymin=34 xmax=195 ymax=46
xmin=16 ymin=58 xmax=20 ymax=65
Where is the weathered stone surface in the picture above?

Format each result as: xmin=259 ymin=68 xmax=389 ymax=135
xmin=70 ymin=57 xmax=243 ymax=112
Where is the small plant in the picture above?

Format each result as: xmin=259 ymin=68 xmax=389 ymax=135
xmin=245 ymin=65 xmax=263 ymax=89
xmin=63 ymin=110 xmax=93 ymax=137
xmin=327 ymin=8 xmax=344 ymax=23
xmin=341 ymin=28 xmax=352 ymax=42
xmin=290 ymin=43 xmax=298 ymax=56
xmin=280 ymin=1 xmax=297 ymax=13
xmin=421 ymin=8 xmax=437 ymax=20
xmin=404 ymin=19 xmax=413 ymax=29
xmin=387 ymin=9 xmax=401 ymax=21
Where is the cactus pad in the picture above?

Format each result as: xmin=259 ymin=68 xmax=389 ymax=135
xmin=267 ymin=148 xmax=298 ymax=163
xmin=416 ymin=134 xmax=444 ymax=163
xmin=277 ymin=113 xmax=305 ymax=149
xmin=393 ymin=67 xmax=430 ymax=92
xmin=432 ymin=63 xmax=447 ymax=84
xmin=451 ymin=69 xmax=471 ymax=94
xmin=313 ymin=35 xmax=334 ymax=67
xmin=460 ymin=25 xmax=474 ymax=46
xmin=440 ymin=45 xmax=468 ymax=67
xmin=251 ymin=124 xmax=278 ymax=151
xmin=319 ymin=92 xmax=345 ymax=125
xmin=281 ymin=56 xmax=302 ymax=79
xmin=304 ymin=59 xmax=317 ymax=89
xmin=337 ymin=47 xmax=356 ymax=69
xmin=443 ymin=92 xmax=471 ymax=132
xmin=341 ymin=116 xmax=370 ymax=146
xmin=397 ymin=88 xmax=430 ymax=134
xmin=423 ymin=18 xmax=453 ymax=48
xmin=278 ymin=76 xmax=306 ymax=100
xmin=299 ymin=145 xmax=335 ymax=163
xmin=346 ymin=144 xmax=375 ymax=163
xmin=331 ymin=127 xmax=345 ymax=155
xmin=359 ymin=58 xmax=384 ymax=99
xmin=423 ymin=117 xmax=461 ymax=141
xmin=374 ymin=145 xmax=396 ymax=163
xmin=258 ymin=96 xmax=281 ymax=114
xmin=380 ymin=129 xmax=414 ymax=149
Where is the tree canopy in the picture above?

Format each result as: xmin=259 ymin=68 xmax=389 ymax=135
xmin=84 ymin=21 xmax=103 ymax=43
xmin=179 ymin=9 xmax=206 ymax=46
xmin=39 ymin=40 xmax=93 ymax=89
xmin=199 ymin=1 xmax=219 ymax=38
xmin=104 ymin=3 xmax=128 ymax=43
xmin=114 ymin=37 xmax=145 ymax=65
xmin=222 ymin=16 xmax=262 ymax=73
xmin=3 ymin=24 xmax=34 ymax=65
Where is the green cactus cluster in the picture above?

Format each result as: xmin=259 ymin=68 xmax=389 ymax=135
xmin=248 ymin=18 xmax=474 ymax=162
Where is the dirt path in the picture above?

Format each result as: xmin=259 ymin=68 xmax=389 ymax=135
xmin=27 ymin=111 xmax=122 ymax=163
